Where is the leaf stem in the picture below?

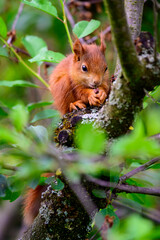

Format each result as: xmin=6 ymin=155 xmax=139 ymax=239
xmin=60 ymin=0 xmax=73 ymax=52
xmin=0 ymin=37 xmax=50 ymax=90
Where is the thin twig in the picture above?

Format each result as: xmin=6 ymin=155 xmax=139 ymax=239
xmin=47 ymin=143 xmax=107 ymax=163
xmin=114 ymin=198 xmax=160 ymax=224
xmin=64 ymin=3 xmax=86 ymax=44
xmin=89 ymin=226 xmax=103 ymax=240
xmin=0 ymin=37 xmax=50 ymax=89
xmin=13 ymin=45 xmax=30 ymax=56
xmin=7 ymin=3 xmax=24 ymax=45
xmin=144 ymin=89 xmax=158 ymax=103
xmin=86 ymin=26 xmax=111 ymax=44
xmin=64 ymin=4 xmax=75 ymax=28
xmin=12 ymin=3 xmax=24 ymax=30
xmin=119 ymin=157 xmax=160 ymax=183
xmin=150 ymin=133 xmax=160 ymax=140
xmin=87 ymin=175 xmax=160 ymax=197
xmin=60 ymin=0 xmax=73 ymax=52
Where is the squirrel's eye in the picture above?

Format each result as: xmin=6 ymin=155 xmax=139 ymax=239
xmin=105 ymin=66 xmax=108 ymax=72
xmin=82 ymin=65 xmax=88 ymax=72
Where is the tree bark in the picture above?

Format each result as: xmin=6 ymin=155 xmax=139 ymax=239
xmin=125 ymin=0 xmax=144 ymax=40
xmin=97 ymin=0 xmax=160 ymax=138
xmin=20 ymin=1 xmax=160 ymax=239
xmin=115 ymin=0 xmax=144 ymax=76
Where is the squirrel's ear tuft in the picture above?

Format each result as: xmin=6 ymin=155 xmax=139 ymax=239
xmin=100 ymin=33 xmax=106 ymax=54
xmin=73 ymin=39 xmax=84 ymax=60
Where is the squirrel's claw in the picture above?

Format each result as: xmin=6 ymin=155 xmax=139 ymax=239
xmin=88 ymin=92 xmax=101 ymax=106
xmin=69 ymin=100 xmax=86 ymax=112
xmin=96 ymin=89 xmax=107 ymax=104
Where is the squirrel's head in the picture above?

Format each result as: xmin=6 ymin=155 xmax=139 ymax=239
xmin=70 ymin=36 xmax=109 ymax=89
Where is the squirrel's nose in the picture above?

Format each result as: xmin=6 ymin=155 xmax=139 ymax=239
xmin=93 ymin=80 xmax=99 ymax=87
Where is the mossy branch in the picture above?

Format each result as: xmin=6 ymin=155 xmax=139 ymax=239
xmin=105 ymin=0 xmax=144 ymax=86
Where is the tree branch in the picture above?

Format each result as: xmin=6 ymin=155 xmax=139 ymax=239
xmin=125 ymin=0 xmax=144 ymax=40
xmin=64 ymin=4 xmax=75 ymax=28
xmin=7 ymin=3 xmax=24 ymax=45
xmin=105 ymin=0 xmax=144 ymax=85
xmin=11 ymin=2 xmax=24 ymax=31
xmin=153 ymin=0 xmax=158 ymax=63
xmin=64 ymin=3 xmax=86 ymax=44
xmin=119 ymin=157 xmax=160 ymax=183
xmin=114 ymin=199 xmax=160 ymax=224
xmin=86 ymin=26 xmax=111 ymax=44
xmin=87 ymin=176 xmax=160 ymax=197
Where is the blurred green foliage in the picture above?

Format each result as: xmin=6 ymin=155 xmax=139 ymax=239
xmin=0 ymin=1 xmax=160 ymax=239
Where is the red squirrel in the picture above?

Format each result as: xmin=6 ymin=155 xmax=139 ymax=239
xmin=49 ymin=37 xmax=110 ymax=115
xmin=23 ymin=38 xmax=111 ymax=226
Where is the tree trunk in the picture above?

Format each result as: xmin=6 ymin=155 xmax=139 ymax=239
xmin=20 ymin=1 xmax=160 ymax=239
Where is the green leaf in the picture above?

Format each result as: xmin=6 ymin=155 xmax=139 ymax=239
xmin=22 ymin=35 xmax=47 ymax=57
xmin=10 ymin=104 xmax=29 ymax=132
xmin=27 ymin=101 xmax=53 ymax=111
xmin=39 ymin=176 xmax=48 ymax=186
xmin=0 ymin=80 xmax=39 ymax=88
xmin=0 ymin=17 xmax=7 ymax=38
xmin=29 ymin=49 xmax=65 ymax=63
xmin=0 ymin=106 xmax=8 ymax=118
xmin=0 ymin=127 xmax=17 ymax=144
xmin=73 ymin=19 xmax=101 ymax=38
xmin=2 ymin=188 xmax=21 ymax=202
xmin=0 ymin=176 xmax=21 ymax=202
xmin=75 ymin=123 xmax=106 ymax=155
xmin=0 ymin=175 xmax=8 ymax=197
xmin=45 ymin=176 xmax=64 ymax=190
xmin=29 ymin=177 xmax=40 ymax=189
xmin=126 ymin=178 xmax=153 ymax=187
xmin=27 ymin=125 xmax=48 ymax=143
xmin=123 ymin=214 xmax=154 ymax=238
xmin=95 ymin=205 xmax=119 ymax=228
xmin=92 ymin=189 xmax=106 ymax=198
xmin=22 ymin=0 xmax=58 ymax=18
xmin=31 ymin=109 xmax=60 ymax=123
xmin=111 ymin=118 xmax=160 ymax=160
xmin=147 ymin=163 xmax=160 ymax=169
xmin=51 ymin=178 xmax=64 ymax=191
xmin=0 ymin=45 xmax=8 ymax=57
xmin=119 ymin=196 xmax=142 ymax=212
xmin=130 ymin=193 xmax=145 ymax=204
xmin=143 ymin=108 xmax=160 ymax=136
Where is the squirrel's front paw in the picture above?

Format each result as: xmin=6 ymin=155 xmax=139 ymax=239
xmin=69 ymin=100 xmax=86 ymax=112
xmin=96 ymin=89 xmax=107 ymax=104
xmin=88 ymin=92 xmax=101 ymax=106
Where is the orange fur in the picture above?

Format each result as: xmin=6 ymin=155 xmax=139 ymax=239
xmin=23 ymin=39 xmax=111 ymax=226
xmin=23 ymin=173 xmax=53 ymax=226
xmin=49 ymin=39 xmax=111 ymax=115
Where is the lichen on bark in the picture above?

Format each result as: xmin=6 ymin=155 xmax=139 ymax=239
xmin=125 ymin=0 xmax=144 ymax=39
xmin=20 ymin=1 xmax=160 ymax=239
xmin=20 ymin=178 xmax=91 ymax=240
